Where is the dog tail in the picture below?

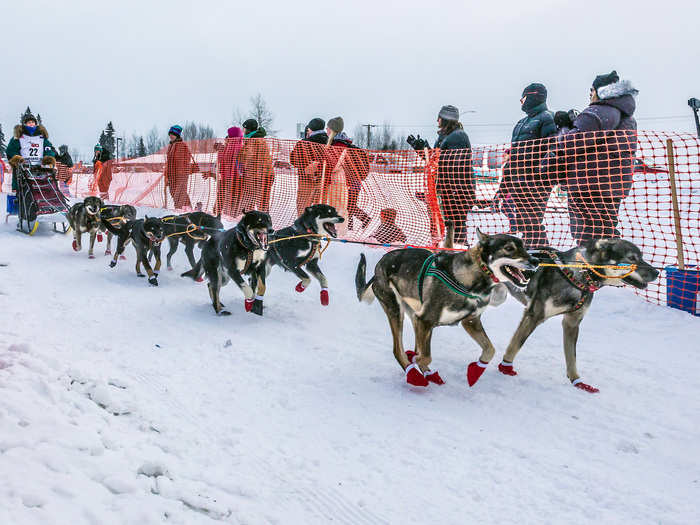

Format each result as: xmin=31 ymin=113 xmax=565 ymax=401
xmin=181 ymin=258 xmax=203 ymax=280
xmin=355 ymin=253 xmax=375 ymax=304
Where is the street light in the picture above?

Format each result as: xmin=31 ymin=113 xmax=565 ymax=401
xmin=116 ymin=137 xmax=123 ymax=159
xmin=688 ymin=98 xmax=700 ymax=138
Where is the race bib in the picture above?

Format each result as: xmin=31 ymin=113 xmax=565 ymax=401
xmin=19 ymin=135 xmax=45 ymax=165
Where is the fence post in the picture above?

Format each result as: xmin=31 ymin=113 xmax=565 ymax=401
xmin=666 ymin=138 xmax=685 ymax=270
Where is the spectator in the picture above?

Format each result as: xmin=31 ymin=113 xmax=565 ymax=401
xmin=553 ymin=110 xmax=578 ymax=135
xmin=501 ymin=83 xmax=558 ymax=248
xmin=91 ymin=144 xmax=113 ymax=200
xmin=290 ymin=118 xmax=328 ymax=216
xmin=56 ymin=145 xmax=74 ymax=197
xmin=164 ymin=124 xmax=198 ymax=211
xmin=239 ymin=119 xmax=274 ymax=214
xmin=408 ymin=105 xmax=475 ymax=243
xmin=324 ymin=117 xmax=372 ymax=229
xmin=214 ymin=126 xmax=243 ymax=216
xmin=545 ymin=70 xmax=638 ymax=243
xmin=6 ymin=113 xmax=56 ymax=192
xmin=372 ymin=208 xmax=406 ymax=244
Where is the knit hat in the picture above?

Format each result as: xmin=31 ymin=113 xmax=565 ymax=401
xmin=242 ymin=119 xmax=258 ymax=132
xmin=94 ymin=144 xmax=103 ymax=152
xmin=307 ymin=118 xmax=325 ymax=132
xmin=438 ymin=105 xmax=459 ymax=122
xmin=22 ymin=113 xmax=37 ymax=124
xmin=227 ymin=126 xmax=244 ymax=138
xmin=168 ymin=125 xmax=183 ymax=137
xmin=327 ymin=117 xmax=344 ymax=134
xmin=592 ymin=70 xmax=619 ymax=91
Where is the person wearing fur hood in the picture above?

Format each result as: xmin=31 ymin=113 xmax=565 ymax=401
xmin=543 ymin=70 xmax=639 ymax=243
xmin=6 ymin=113 xmax=56 ymax=191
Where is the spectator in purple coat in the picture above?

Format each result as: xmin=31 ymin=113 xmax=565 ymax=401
xmin=543 ymin=70 xmax=638 ymax=243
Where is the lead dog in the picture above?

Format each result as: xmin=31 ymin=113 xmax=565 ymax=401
xmin=499 ymin=238 xmax=659 ymax=393
xmin=182 ymin=211 xmax=273 ymax=316
xmin=267 ymin=204 xmax=344 ymax=306
xmin=67 ymin=196 xmax=104 ymax=258
xmin=108 ymin=216 xmax=166 ymax=286
xmin=355 ymin=230 xmax=538 ymax=387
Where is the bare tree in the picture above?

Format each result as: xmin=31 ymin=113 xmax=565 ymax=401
xmin=181 ymin=121 xmax=215 ymax=141
xmin=146 ymin=126 xmax=165 ymax=155
xmin=352 ymin=121 xmax=403 ymax=150
xmin=232 ymin=93 xmax=277 ymax=135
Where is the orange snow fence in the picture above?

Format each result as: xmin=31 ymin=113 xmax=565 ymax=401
xmin=11 ymin=131 xmax=698 ymax=310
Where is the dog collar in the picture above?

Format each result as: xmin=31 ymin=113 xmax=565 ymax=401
xmin=417 ymin=254 xmax=487 ymax=303
xmin=478 ymin=258 xmax=499 ymax=283
xmin=542 ymin=249 xmax=601 ymax=294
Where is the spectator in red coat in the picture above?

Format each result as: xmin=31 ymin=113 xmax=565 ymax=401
xmin=215 ymin=126 xmax=243 ymax=216
xmin=164 ymin=125 xmax=198 ymax=210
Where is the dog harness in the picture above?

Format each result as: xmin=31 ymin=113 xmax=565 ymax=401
xmin=541 ymin=249 xmax=600 ymax=312
xmin=234 ymin=228 xmax=255 ymax=273
xmin=417 ymin=254 xmax=486 ymax=302
xmin=270 ymin=226 xmax=322 ymax=271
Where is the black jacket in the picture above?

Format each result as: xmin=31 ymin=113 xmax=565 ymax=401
xmin=56 ymin=151 xmax=74 ymax=168
xmin=511 ymin=102 xmax=557 ymax=144
xmin=93 ymin=149 xmax=113 ymax=164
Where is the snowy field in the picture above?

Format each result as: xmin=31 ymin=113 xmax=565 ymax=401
xmin=1 ymin=196 xmax=699 ymax=524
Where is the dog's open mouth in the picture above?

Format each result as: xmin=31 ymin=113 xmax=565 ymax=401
xmin=323 ymin=222 xmax=338 ymax=238
xmin=253 ymin=230 xmax=269 ymax=250
xmin=502 ymin=265 xmax=529 ymax=287
xmin=146 ymin=232 xmax=164 ymax=245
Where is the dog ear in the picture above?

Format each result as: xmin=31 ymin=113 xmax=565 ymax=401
xmin=476 ymin=228 xmax=488 ymax=244
xmin=306 ymin=206 xmax=313 ymax=214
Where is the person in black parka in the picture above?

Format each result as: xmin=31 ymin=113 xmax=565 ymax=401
xmin=501 ymin=83 xmax=558 ymax=248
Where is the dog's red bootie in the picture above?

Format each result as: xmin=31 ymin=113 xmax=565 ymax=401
xmin=88 ymin=254 xmax=95 ymax=259
xmin=72 ymin=240 xmax=79 ymax=252
xmin=97 ymin=233 xmax=103 ymax=242
xmin=104 ymin=249 xmax=112 ymax=256
xmin=295 ymin=281 xmax=306 ymax=293
xmin=572 ymin=379 xmax=599 ymax=393
xmin=119 ymin=255 xmax=127 ymax=260
xmin=425 ymin=370 xmax=445 ymax=385
xmin=195 ymin=276 xmax=204 ymax=283
xmin=498 ymin=361 xmax=517 ymax=376
xmin=405 ymin=350 xmax=417 ymax=364
xmin=405 ymin=363 xmax=429 ymax=387
xmin=320 ymin=288 xmax=329 ymax=306
xmin=467 ymin=360 xmax=488 ymax=386
xmin=244 ymin=298 xmax=254 ymax=312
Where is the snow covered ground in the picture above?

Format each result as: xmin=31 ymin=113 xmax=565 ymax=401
xmin=1 ymin=196 xmax=699 ymax=524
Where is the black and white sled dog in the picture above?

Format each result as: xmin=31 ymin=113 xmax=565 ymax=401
xmin=98 ymin=204 xmax=137 ymax=256
xmin=108 ymin=216 xmax=166 ymax=286
xmin=182 ymin=211 xmax=273 ymax=316
xmin=355 ymin=229 xmax=538 ymax=387
xmin=498 ymin=238 xmax=659 ymax=393
xmin=159 ymin=211 xmax=224 ymax=272
xmin=267 ymin=204 xmax=345 ymax=306
xmin=67 ymin=196 xmax=104 ymax=258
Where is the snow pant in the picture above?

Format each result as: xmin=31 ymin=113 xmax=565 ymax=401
xmin=259 ymin=172 xmax=274 ymax=214
xmin=345 ymin=177 xmax=370 ymax=229
xmin=567 ymin=190 xmax=623 ymax=244
xmin=214 ymin=177 xmax=241 ymax=217
xmin=508 ymin=175 xmax=555 ymax=249
xmin=168 ymin=177 xmax=192 ymax=210
xmin=436 ymin=178 xmax=476 ymax=244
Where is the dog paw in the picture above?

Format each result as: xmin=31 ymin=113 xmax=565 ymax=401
xmin=119 ymin=255 xmax=127 ymax=260
xmin=97 ymin=234 xmax=103 ymax=242
xmin=148 ymin=276 xmax=158 ymax=286
xmin=572 ymin=379 xmax=599 ymax=393
xmin=405 ymin=350 xmax=417 ymax=364
xmin=295 ymin=281 xmax=306 ymax=293
xmin=320 ymin=288 xmax=329 ymax=306
xmin=88 ymin=254 xmax=95 ymax=259
xmin=251 ymin=299 xmax=264 ymax=316
xmin=467 ymin=360 xmax=488 ymax=387
xmin=219 ymin=310 xmax=232 ymax=316
xmin=72 ymin=240 xmax=80 ymax=252
xmin=105 ymin=249 xmax=112 ymax=255
xmin=109 ymin=260 xmax=117 ymax=268
xmin=137 ymin=273 xmax=146 ymax=278
xmin=195 ymin=276 xmax=204 ymax=282
xmin=244 ymin=298 xmax=254 ymax=312
xmin=405 ymin=364 xmax=429 ymax=387
xmin=425 ymin=370 xmax=445 ymax=385
xmin=498 ymin=362 xmax=518 ymax=376
xmin=167 ymin=266 xmax=173 ymax=271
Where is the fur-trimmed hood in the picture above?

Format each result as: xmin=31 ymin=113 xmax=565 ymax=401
xmin=14 ymin=124 xmax=49 ymax=139
xmin=597 ymin=79 xmax=638 ymax=101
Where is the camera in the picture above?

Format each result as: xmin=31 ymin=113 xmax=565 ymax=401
xmin=689 ymin=98 xmax=700 ymax=110
xmin=406 ymin=134 xmax=429 ymax=151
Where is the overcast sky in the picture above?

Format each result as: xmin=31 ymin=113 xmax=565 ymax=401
xmin=2 ymin=0 xmax=698 ymax=159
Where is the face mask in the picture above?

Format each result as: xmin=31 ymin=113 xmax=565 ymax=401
xmin=24 ymin=125 xmax=37 ymax=134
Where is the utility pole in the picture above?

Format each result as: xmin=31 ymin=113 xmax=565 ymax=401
xmin=362 ymin=124 xmax=378 ymax=149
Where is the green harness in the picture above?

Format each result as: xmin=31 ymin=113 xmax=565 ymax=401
xmin=417 ymin=254 xmax=486 ymax=302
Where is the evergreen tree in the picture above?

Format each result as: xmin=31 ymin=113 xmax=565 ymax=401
xmin=99 ymin=122 xmax=116 ymax=155
xmin=137 ymin=137 xmax=147 ymax=157
xmin=36 ymin=113 xmax=43 ymax=125
xmin=21 ymin=106 xmax=33 ymax=123
xmin=0 ymin=123 xmax=6 ymax=157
